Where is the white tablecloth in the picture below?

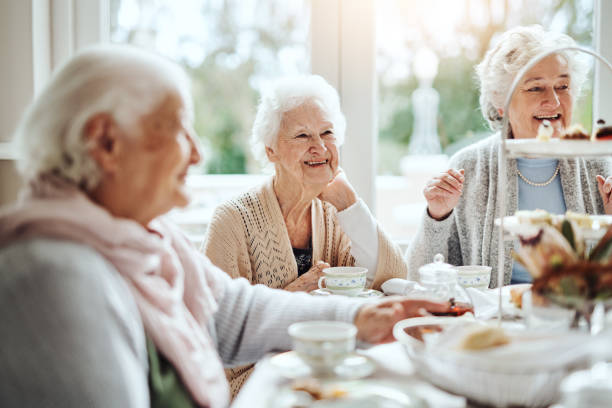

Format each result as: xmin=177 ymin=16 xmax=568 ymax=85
xmin=231 ymin=342 xmax=466 ymax=408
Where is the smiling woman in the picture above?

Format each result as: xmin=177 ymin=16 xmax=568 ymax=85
xmin=406 ymin=25 xmax=612 ymax=288
xmin=203 ymin=74 xmax=408 ymax=397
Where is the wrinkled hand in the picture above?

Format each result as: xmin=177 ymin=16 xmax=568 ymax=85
xmin=353 ymin=297 xmax=450 ymax=344
xmin=318 ymin=168 xmax=358 ymax=211
xmin=424 ymin=168 xmax=465 ymax=220
xmin=284 ymin=261 xmax=330 ymax=293
xmin=596 ymin=175 xmax=612 ymax=215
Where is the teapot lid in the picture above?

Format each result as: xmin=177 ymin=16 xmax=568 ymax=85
xmin=419 ymin=254 xmax=457 ymax=282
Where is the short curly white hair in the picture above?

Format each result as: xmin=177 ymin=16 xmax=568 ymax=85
xmin=14 ymin=44 xmax=192 ymax=191
xmin=476 ymin=25 xmax=589 ymax=133
xmin=251 ymin=75 xmax=346 ymax=162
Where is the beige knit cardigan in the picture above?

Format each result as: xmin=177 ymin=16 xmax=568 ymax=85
xmin=203 ymin=178 xmax=408 ymax=396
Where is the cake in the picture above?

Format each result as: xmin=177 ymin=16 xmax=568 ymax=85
xmin=516 ymin=209 xmax=553 ymax=225
xmin=593 ymin=118 xmax=612 ymax=140
xmin=560 ymin=124 xmax=589 ymax=140
xmin=536 ymin=120 xmax=553 ymax=141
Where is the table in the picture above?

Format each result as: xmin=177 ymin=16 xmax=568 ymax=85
xmin=231 ymin=342 xmax=467 ymax=408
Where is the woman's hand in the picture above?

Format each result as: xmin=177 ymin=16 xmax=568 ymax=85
xmin=597 ymin=175 xmax=612 ymax=215
xmin=424 ymin=168 xmax=465 ymax=220
xmin=318 ymin=168 xmax=358 ymax=211
xmin=353 ymin=297 xmax=450 ymax=343
xmin=284 ymin=261 xmax=330 ymax=293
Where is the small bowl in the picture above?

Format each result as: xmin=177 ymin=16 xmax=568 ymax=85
xmin=453 ymin=265 xmax=492 ymax=290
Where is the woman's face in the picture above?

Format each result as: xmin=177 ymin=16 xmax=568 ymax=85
xmin=267 ymin=102 xmax=339 ymax=187
xmin=114 ymin=93 xmax=201 ymax=223
xmin=506 ymin=54 xmax=573 ymax=139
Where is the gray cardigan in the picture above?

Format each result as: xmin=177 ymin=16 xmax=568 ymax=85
xmin=0 ymin=238 xmax=363 ymax=408
xmin=406 ymin=134 xmax=612 ymax=287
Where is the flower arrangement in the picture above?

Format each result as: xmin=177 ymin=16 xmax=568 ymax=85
xmin=513 ymin=217 xmax=612 ymax=311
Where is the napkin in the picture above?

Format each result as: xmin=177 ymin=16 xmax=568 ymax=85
xmin=466 ymin=287 xmax=522 ymax=320
xmin=381 ymin=278 xmax=422 ymax=296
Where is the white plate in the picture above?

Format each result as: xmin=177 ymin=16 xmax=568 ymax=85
xmin=270 ymin=379 xmax=427 ymax=408
xmin=269 ymin=351 xmax=376 ymax=380
xmin=310 ymin=288 xmax=384 ymax=298
xmin=495 ymin=215 xmax=612 ymax=241
xmin=504 ymin=138 xmax=612 ymax=158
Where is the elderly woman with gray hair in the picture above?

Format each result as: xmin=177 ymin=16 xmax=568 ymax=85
xmin=407 ymin=25 xmax=612 ymax=287
xmin=0 ymin=46 xmax=447 ymax=408
xmin=204 ymin=75 xmax=408 ymax=393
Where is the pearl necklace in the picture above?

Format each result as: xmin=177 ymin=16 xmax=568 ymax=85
xmin=517 ymin=162 xmax=560 ymax=187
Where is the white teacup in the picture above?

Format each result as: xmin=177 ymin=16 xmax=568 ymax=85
xmin=317 ymin=266 xmax=368 ymax=295
xmin=288 ymin=321 xmax=357 ymax=373
xmin=453 ymin=265 xmax=492 ymax=290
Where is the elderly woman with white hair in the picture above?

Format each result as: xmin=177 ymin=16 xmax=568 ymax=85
xmin=205 ymin=75 xmax=407 ymax=292
xmin=407 ymin=25 xmax=612 ymax=287
xmin=203 ymin=75 xmax=408 ymax=394
xmin=0 ymin=46 xmax=447 ymax=408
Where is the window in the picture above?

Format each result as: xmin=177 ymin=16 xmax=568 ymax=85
xmin=375 ymin=0 xmax=594 ymax=241
xmin=110 ymin=0 xmax=311 ymax=238
xmin=111 ymin=0 xmax=310 ymax=175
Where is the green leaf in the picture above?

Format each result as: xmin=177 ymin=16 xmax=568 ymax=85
xmin=589 ymin=226 xmax=612 ymax=262
xmin=559 ymin=277 xmax=581 ymax=297
xmin=561 ymin=220 xmax=576 ymax=251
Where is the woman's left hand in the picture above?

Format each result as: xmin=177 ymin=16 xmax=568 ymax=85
xmin=283 ymin=261 xmax=330 ymax=293
xmin=318 ymin=168 xmax=358 ymax=211
xmin=596 ymin=175 xmax=612 ymax=214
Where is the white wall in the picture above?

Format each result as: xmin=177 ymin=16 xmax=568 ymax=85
xmin=0 ymin=0 xmax=109 ymax=206
xmin=311 ymin=0 xmax=377 ymax=210
xmin=594 ymin=0 xmax=612 ymax=122
xmin=0 ymin=1 xmax=34 ymax=205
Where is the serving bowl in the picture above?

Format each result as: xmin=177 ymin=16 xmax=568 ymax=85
xmin=393 ymin=316 xmax=593 ymax=407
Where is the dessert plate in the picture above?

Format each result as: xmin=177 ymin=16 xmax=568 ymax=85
xmin=269 ymin=351 xmax=376 ymax=380
xmin=505 ymin=139 xmax=612 ymax=158
xmin=495 ymin=215 xmax=612 ymax=241
xmin=310 ymin=288 xmax=384 ymax=298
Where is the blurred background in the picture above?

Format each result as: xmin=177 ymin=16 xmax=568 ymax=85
xmin=109 ymin=0 xmax=595 ymax=244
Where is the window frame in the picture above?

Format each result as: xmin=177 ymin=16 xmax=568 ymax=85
xmin=1 ymin=0 xmax=611 ymax=209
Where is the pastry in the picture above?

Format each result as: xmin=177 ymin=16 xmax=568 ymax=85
xmin=515 ymin=209 xmax=553 ymax=225
xmin=509 ymin=285 xmax=530 ymax=309
xmin=593 ymin=118 xmax=612 ymax=140
xmin=565 ymin=211 xmax=593 ymax=229
xmin=536 ymin=119 xmax=553 ymax=141
xmin=560 ymin=124 xmax=589 ymax=140
xmin=458 ymin=325 xmax=510 ymax=351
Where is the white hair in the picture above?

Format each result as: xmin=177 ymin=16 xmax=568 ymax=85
xmin=476 ymin=25 xmax=589 ymax=133
xmin=14 ymin=44 xmax=193 ymax=190
xmin=250 ymin=75 xmax=346 ymax=162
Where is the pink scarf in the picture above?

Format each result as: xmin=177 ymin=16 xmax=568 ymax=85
xmin=0 ymin=176 xmax=230 ymax=408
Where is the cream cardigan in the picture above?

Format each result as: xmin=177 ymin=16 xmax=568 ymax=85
xmin=203 ymin=178 xmax=407 ymax=290
xmin=203 ymin=178 xmax=408 ymax=397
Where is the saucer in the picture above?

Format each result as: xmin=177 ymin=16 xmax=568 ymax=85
xmin=272 ymin=379 xmax=427 ymax=408
xmin=310 ymin=288 xmax=385 ymax=298
xmin=269 ymin=351 xmax=376 ymax=380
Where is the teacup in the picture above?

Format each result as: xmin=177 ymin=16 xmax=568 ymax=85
xmin=288 ymin=321 xmax=357 ymax=373
xmin=453 ymin=265 xmax=492 ymax=290
xmin=318 ymin=266 xmax=368 ymax=295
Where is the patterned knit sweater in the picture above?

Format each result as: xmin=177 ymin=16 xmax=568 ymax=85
xmin=203 ymin=177 xmax=407 ymax=396
xmin=204 ymin=177 xmax=407 ymax=290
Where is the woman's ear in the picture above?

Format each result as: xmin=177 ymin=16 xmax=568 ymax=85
xmin=84 ymin=113 xmax=121 ymax=174
xmin=265 ymin=145 xmax=278 ymax=163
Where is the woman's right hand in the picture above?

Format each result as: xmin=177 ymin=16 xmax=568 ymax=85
xmin=423 ymin=168 xmax=465 ymax=220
